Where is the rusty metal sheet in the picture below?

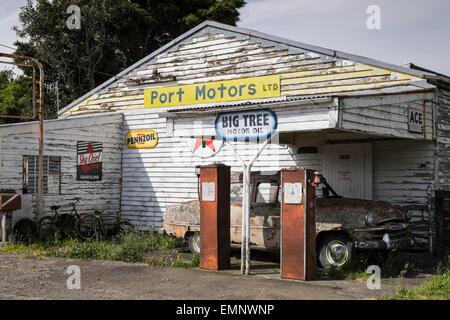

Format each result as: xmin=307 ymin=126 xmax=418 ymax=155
xmin=0 ymin=194 xmax=21 ymax=211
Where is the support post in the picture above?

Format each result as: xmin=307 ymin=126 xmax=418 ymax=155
xmin=1 ymin=212 xmax=6 ymax=245
xmin=225 ymin=138 xmax=272 ymax=275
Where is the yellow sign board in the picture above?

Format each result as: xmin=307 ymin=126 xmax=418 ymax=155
xmin=125 ymin=130 xmax=158 ymax=149
xmin=144 ymin=74 xmax=280 ymax=108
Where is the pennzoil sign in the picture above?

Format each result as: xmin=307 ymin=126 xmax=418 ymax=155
xmin=125 ymin=130 xmax=158 ymax=148
xmin=77 ymin=141 xmax=102 ymax=181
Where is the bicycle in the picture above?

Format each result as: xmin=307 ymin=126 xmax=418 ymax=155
xmin=38 ymin=198 xmax=99 ymax=240
xmin=79 ymin=210 xmax=134 ymax=239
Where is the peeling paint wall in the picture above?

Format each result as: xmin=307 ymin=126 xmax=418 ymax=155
xmin=0 ymin=114 xmax=123 ymax=220
xmin=61 ymin=28 xmax=425 ymax=116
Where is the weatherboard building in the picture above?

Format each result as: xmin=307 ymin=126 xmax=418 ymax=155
xmin=0 ymin=21 xmax=449 ymax=254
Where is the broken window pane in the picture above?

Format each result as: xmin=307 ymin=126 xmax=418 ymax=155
xmin=23 ymin=155 xmax=60 ymax=195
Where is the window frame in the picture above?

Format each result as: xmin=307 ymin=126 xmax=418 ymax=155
xmin=23 ymin=155 xmax=61 ymax=195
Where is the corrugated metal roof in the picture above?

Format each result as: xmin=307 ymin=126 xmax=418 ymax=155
xmin=166 ymin=95 xmax=333 ymax=113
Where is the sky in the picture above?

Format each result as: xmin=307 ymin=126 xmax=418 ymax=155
xmin=1 ymin=0 xmax=449 ymax=75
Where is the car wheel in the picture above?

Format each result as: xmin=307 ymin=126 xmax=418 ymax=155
xmin=318 ymin=233 xmax=353 ymax=269
xmin=188 ymin=232 xmax=200 ymax=255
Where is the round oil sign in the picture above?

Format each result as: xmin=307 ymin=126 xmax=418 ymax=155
xmin=186 ymin=138 xmax=223 ymax=158
xmin=125 ymin=130 xmax=158 ymax=148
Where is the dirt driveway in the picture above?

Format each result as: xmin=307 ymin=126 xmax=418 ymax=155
xmin=0 ymin=252 xmax=434 ymax=300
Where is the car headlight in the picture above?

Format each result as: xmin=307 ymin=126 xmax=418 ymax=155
xmin=365 ymin=212 xmax=374 ymax=225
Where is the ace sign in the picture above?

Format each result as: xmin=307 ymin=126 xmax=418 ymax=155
xmin=408 ymin=107 xmax=424 ymax=134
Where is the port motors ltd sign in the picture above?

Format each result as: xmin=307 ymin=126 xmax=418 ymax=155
xmin=215 ymin=109 xmax=277 ymax=141
xmin=144 ymin=75 xmax=280 ymax=108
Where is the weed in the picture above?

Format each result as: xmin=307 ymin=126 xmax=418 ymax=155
xmin=172 ymin=254 xmax=200 ymax=268
xmin=145 ymin=254 xmax=170 ymax=266
xmin=1 ymin=230 xmax=196 ymax=267
xmin=325 ymin=249 xmax=413 ymax=281
xmin=384 ymin=257 xmax=450 ymax=300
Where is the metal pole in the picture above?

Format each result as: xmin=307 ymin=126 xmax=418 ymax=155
xmin=225 ymin=137 xmax=273 ymax=275
xmin=241 ymin=166 xmax=248 ymax=273
xmin=1 ymin=212 xmax=6 ymax=244
xmin=0 ymin=53 xmax=45 ymax=219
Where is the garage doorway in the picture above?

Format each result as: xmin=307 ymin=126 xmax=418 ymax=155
xmin=323 ymin=143 xmax=373 ymax=200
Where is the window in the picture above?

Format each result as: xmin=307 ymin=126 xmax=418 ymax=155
xmin=230 ymin=183 xmax=243 ymax=203
xmin=23 ymin=155 xmax=61 ymax=194
xmin=255 ymin=182 xmax=279 ymax=204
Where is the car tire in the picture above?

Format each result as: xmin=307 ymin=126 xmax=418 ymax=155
xmin=188 ymin=232 xmax=200 ymax=255
xmin=318 ymin=233 xmax=353 ymax=269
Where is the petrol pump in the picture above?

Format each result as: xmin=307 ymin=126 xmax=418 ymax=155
xmin=196 ymin=163 xmax=231 ymax=270
xmin=280 ymin=168 xmax=320 ymax=281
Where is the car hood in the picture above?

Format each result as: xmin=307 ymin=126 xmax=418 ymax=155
xmin=316 ymin=197 xmax=405 ymax=229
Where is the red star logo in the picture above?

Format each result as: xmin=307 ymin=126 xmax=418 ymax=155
xmin=193 ymin=139 xmax=216 ymax=153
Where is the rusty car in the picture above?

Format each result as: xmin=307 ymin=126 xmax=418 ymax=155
xmin=163 ymin=171 xmax=414 ymax=269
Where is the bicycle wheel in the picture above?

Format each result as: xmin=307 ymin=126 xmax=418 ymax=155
xmin=56 ymin=214 xmax=76 ymax=238
xmin=114 ymin=221 xmax=135 ymax=236
xmin=75 ymin=214 xmax=100 ymax=240
xmin=38 ymin=217 xmax=57 ymax=241
xmin=12 ymin=219 xmax=37 ymax=244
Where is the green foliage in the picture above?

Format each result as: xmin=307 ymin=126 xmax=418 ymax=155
xmin=325 ymin=249 xmax=413 ymax=281
xmin=387 ymin=272 xmax=449 ymax=300
xmin=0 ymin=71 xmax=33 ymax=124
xmin=1 ymin=230 xmax=199 ymax=268
xmin=12 ymin=0 xmax=246 ymax=116
xmin=172 ymin=254 xmax=200 ymax=268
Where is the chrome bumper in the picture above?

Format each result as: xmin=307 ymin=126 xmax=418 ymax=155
xmin=354 ymin=233 xmax=415 ymax=250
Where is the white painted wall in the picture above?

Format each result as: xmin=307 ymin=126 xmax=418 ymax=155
xmin=0 ymin=113 xmax=123 ymax=221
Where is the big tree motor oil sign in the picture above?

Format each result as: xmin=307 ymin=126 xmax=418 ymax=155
xmin=77 ymin=141 xmax=103 ymax=181
xmin=215 ymin=109 xmax=277 ymax=141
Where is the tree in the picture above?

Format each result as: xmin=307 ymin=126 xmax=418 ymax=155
xmin=13 ymin=0 xmax=246 ymax=118
xmin=0 ymin=70 xmax=34 ymax=124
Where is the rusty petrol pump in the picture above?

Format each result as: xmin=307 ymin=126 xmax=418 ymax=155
xmin=197 ymin=163 xmax=231 ymax=270
xmin=281 ymin=169 xmax=320 ymax=280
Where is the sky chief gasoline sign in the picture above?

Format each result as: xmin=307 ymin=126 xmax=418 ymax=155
xmin=77 ymin=141 xmax=103 ymax=181
xmin=215 ymin=109 xmax=277 ymax=141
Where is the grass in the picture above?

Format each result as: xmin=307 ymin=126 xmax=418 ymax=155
xmin=144 ymin=253 xmax=200 ymax=268
xmin=0 ymin=230 xmax=200 ymax=268
xmin=324 ymin=249 xmax=413 ymax=281
xmin=384 ymin=259 xmax=450 ymax=300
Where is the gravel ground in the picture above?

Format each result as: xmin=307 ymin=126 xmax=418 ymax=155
xmin=0 ymin=252 xmax=436 ymax=300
